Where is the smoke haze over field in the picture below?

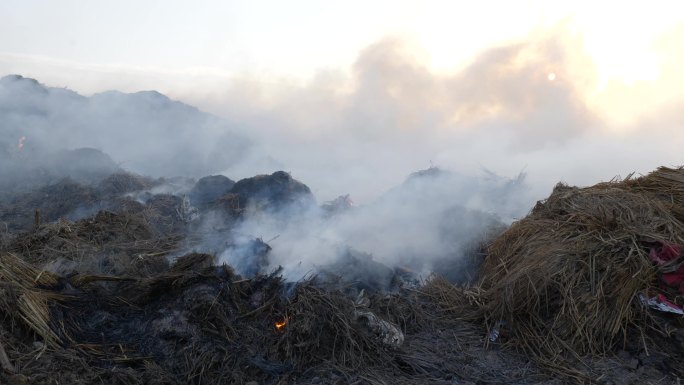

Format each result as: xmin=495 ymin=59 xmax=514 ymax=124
xmin=3 ymin=30 xmax=684 ymax=204
xmin=2 ymin=2 xmax=684 ymax=284
xmin=0 ymin=75 xmax=251 ymax=180
xmin=218 ymin=168 xmax=525 ymax=282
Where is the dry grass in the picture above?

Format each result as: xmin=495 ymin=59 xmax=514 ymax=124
xmin=17 ymin=290 xmax=63 ymax=348
xmin=0 ymin=253 xmax=65 ymax=349
xmin=4 ymin=166 xmax=684 ymax=383
xmin=481 ymin=186 xmax=676 ymax=354
xmin=0 ymin=253 xmax=59 ymax=289
xmin=424 ymin=167 xmax=684 ymax=380
xmin=277 ymin=283 xmax=393 ymax=369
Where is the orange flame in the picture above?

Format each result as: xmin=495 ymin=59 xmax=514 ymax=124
xmin=17 ymin=136 xmax=26 ymax=150
xmin=275 ymin=316 xmax=289 ymax=331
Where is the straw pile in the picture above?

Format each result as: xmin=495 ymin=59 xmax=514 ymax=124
xmin=467 ymin=167 xmax=684 ymax=373
xmin=5 ymin=165 xmax=684 ymax=383
xmin=97 ymin=172 xmax=156 ymax=196
xmin=0 ymin=246 xmax=444 ymax=384
xmin=0 ymin=253 xmax=64 ymax=349
xmin=278 ymin=284 xmax=391 ymax=369
xmin=0 ymin=179 xmax=97 ymax=232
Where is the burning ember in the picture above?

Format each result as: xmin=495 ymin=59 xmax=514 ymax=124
xmin=274 ymin=316 xmax=289 ymax=331
xmin=17 ymin=136 xmax=26 ymax=150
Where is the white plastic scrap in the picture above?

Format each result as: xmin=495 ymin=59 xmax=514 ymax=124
xmin=354 ymin=289 xmax=371 ymax=308
xmin=178 ymin=195 xmax=200 ymax=223
xmin=353 ymin=310 xmax=405 ymax=347
xmin=638 ymin=294 xmax=684 ymax=315
xmin=352 ymin=290 xmax=404 ymax=347
xmin=488 ymin=320 xmax=506 ymax=342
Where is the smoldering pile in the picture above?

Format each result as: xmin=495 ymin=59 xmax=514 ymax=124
xmin=0 ymin=160 xmax=540 ymax=385
xmin=2 ymin=160 xmax=684 ymax=384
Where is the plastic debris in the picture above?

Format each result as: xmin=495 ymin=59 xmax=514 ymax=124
xmin=488 ymin=320 xmax=506 ymax=342
xmin=353 ymin=289 xmax=404 ymax=347
xmin=639 ymin=293 xmax=684 ymax=315
xmin=353 ymin=310 xmax=405 ymax=347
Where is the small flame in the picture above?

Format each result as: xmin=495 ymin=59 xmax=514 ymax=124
xmin=275 ymin=316 xmax=289 ymax=331
xmin=17 ymin=136 xmax=26 ymax=150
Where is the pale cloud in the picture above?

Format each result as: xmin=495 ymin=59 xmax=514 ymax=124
xmin=1 ymin=25 xmax=683 ymax=203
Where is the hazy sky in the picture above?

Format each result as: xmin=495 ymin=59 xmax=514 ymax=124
xmin=2 ymin=1 xmax=684 ymax=202
xmin=3 ymin=1 xmax=682 ymax=98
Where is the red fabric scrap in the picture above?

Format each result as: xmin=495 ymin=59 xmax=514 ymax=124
xmin=649 ymin=241 xmax=684 ymax=294
xmin=649 ymin=242 xmax=682 ymax=265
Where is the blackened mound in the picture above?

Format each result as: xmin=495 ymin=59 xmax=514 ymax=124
xmin=229 ymin=171 xmax=314 ymax=211
xmin=189 ymin=175 xmax=235 ymax=207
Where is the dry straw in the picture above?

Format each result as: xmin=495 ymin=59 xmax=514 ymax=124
xmin=0 ymin=253 xmax=64 ymax=348
xmin=426 ymin=167 xmax=684 ymax=378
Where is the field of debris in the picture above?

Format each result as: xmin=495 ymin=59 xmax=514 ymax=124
xmin=1 ymin=160 xmax=684 ymax=384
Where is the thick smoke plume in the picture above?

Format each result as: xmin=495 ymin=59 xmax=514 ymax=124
xmin=216 ymin=168 xmax=527 ymax=283
xmin=2 ymin=31 xmax=683 ymax=282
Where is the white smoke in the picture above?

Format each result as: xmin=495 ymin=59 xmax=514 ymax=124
xmin=215 ymin=168 xmax=527 ymax=282
xmin=2 ymin=30 xmax=684 ymax=284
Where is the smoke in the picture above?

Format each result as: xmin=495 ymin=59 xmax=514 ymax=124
xmin=185 ymin=33 xmax=602 ymax=201
xmin=210 ymin=167 xmax=526 ymax=283
xmin=2 ymin=29 xmax=684 ymax=283
xmin=5 ymin=30 xmax=682 ymax=201
xmin=0 ymin=75 xmax=250 ymax=189
xmin=185 ymin=32 xmax=681 ymax=204
xmin=181 ymin=32 xmax=683 ymax=282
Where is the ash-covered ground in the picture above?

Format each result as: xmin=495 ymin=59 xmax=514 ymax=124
xmin=0 ymin=146 xmax=681 ymax=384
